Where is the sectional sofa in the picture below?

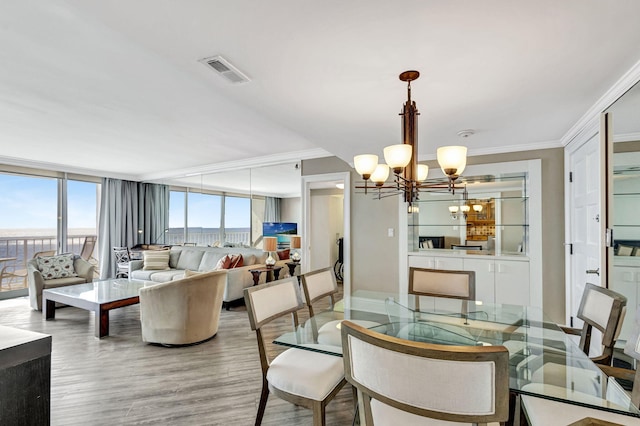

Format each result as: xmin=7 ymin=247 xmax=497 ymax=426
xmin=129 ymin=245 xmax=290 ymax=307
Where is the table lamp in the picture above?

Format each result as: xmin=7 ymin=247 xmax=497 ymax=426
xmin=290 ymin=235 xmax=302 ymax=263
xmin=263 ymin=237 xmax=277 ymax=268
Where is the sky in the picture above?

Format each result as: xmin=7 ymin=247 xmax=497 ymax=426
xmin=0 ymin=174 xmax=250 ymax=232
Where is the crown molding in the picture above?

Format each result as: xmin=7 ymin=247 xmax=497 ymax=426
xmin=0 ymin=155 xmax=138 ymax=181
xmin=138 ymin=148 xmax=332 ymax=182
xmin=414 ymin=139 xmax=563 ymax=162
xmin=613 ymin=131 xmax=640 ymax=143
xmin=561 ymin=58 xmax=640 ymax=147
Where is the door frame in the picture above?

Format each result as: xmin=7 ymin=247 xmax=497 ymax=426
xmin=301 ymin=172 xmax=351 ymax=296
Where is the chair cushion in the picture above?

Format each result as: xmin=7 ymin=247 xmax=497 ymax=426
xmin=267 ymin=348 xmax=344 ymax=401
xmin=36 ymin=253 xmax=78 ymax=279
xmin=370 ymin=399 xmax=483 ymax=425
xmin=150 ymin=270 xmax=185 ymax=283
xmin=521 ymin=391 xmax=640 ymax=425
xmin=42 ymin=277 xmax=87 ymax=288
xmin=317 ymin=320 xmax=383 ymax=347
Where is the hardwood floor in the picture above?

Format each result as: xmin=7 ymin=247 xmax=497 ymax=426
xmin=0 ymin=292 xmax=355 ymax=425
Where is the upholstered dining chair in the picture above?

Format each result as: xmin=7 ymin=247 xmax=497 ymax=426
xmin=409 ymin=267 xmax=476 ymax=320
xmin=560 ymin=282 xmax=627 ymax=365
xmin=341 ymin=320 xmax=510 ymax=425
xmin=520 ymin=307 xmax=640 ymax=425
xmin=112 ymin=247 xmax=130 ymax=278
xmin=301 ymin=267 xmax=380 ymax=347
xmin=244 ymin=277 xmax=347 ymax=426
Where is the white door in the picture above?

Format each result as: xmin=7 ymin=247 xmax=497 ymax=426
xmin=568 ymin=133 xmax=604 ymax=355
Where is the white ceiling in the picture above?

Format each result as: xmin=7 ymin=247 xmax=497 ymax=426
xmin=2 ymin=1 xmax=640 ymax=197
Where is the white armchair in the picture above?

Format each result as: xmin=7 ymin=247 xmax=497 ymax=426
xmin=139 ymin=270 xmax=226 ymax=345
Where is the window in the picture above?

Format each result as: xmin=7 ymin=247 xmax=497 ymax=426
xmin=168 ymin=190 xmax=186 ymax=245
xmin=67 ymin=179 xmax=99 ymax=260
xmin=187 ymin=192 xmax=221 ymax=245
xmin=224 ymin=196 xmax=250 ymax=246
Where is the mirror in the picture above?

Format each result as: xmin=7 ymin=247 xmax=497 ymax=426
xmin=606 ymin=80 xmax=640 ymax=341
xmin=160 ymin=162 xmax=301 ymax=248
xmin=413 ymin=172 xmax=528 ymax=255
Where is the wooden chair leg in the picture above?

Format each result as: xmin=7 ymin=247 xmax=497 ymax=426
xmin=312 ymin=401 xmax=325 ymax=426
xmin=255 ymin=379 xmax=269 ymax=426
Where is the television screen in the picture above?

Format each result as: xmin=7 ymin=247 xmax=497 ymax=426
xmin=263 ymin=222 xmax=298 ymax=246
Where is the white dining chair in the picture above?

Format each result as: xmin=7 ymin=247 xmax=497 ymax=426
xmin=301 ymin=267 xmax=381 ymax=347
xmin=341 ymin=320 xmax=510 ymax=425
xmin=244 ymin=277 xmax=347 ymax=426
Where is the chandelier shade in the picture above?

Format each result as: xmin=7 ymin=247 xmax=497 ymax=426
xmin=370 ymin=164 xmax=390 ymax=185
xmin=354 ymin=154 xmax=379 ymax=179
xmin=383 ymin=144 xmax=412 ymax=173
xmin=437 ymin=146 xmax=468 ymax=178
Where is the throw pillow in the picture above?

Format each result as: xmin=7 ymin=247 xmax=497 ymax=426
xmin=215 ymin=255 xmax=232 ymax=270
xmin=214 ymin=254 xmax=244 ymax=270
xmin=36 ymin=253 xmax=78 ymax=279
xmin=276 ymin=249 xmax=290 ymax=260
xmin=229 ymin=254 xmax=243 ymax=268
xmin=142 ymin=250 xmax=170 ymax=270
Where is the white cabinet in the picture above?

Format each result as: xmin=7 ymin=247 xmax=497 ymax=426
xmin=408 ymin=255 xmax=463 ymax=270
xmin=408 ymin=254 xmax=530 ymax=306
xmin=462 ymin=258 xmax=495 ymax=303
xmin=494 ymin=259 xmax=530 ymax=305
xmin=610 ymin=264 xmax=640 ymax=342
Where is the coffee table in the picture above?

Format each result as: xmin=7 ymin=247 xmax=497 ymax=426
xmin=43 ymin=278 xmax=146 ymax=338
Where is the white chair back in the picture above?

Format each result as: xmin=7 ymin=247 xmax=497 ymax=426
xmin=301 ymin=267 xmax=338 ymax=306
xmin=341 ymin=320 xmax=509 ymax=424
xmin=409 ymin=267 xmax=476 ymax=300
xmin=244 ymin=277 xmax=304 ymax=331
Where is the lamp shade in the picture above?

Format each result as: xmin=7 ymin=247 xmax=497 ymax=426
xmin=473 ymin=204 xmax=483 ymax=212
xmin=437 ymin=146 xmax=467 ymax=176
xmin=354 ymin=154 xmax=378 ymax=178
xmin=383 ymin=144 xmax=412 ymax=171
xmin=263 ymin=237 xmax=277 ymax=252
xmin=448 ymin=206 xmax=459 ymax=213
xmin=370 ymin=164 xmax=390 ymax=185
xmin=417 ymin=164 xmax=429 ymax=181
xmin=460 ymin=205 xmax=471 ymax=213
xmin=290 ymin=235 xmax=301 ymax=249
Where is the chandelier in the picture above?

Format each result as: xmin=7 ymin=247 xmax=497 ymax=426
xmin=354 ymin=70 xmax=468 ymax=210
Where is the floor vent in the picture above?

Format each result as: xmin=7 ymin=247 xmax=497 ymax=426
xmin=199 ymin=55 xmax=250 ymax=84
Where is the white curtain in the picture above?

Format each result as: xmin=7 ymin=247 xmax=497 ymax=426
xmin=98 ymin=179 xmax=169 ymax=279
xmin=264 ymin=197 xmax=281 ymax=223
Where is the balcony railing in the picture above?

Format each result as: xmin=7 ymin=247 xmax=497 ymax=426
xmin=0 ymin=234 xmax=96 ymax=292
xmin=0 ymin=229 xmax=251 ymax=292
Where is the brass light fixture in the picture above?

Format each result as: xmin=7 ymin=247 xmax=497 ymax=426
xmin=354 ymin=70 xmax=468 ymax=210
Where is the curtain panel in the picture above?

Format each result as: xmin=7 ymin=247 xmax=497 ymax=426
xmin=98 ymin=179 xmax=169 ymax=279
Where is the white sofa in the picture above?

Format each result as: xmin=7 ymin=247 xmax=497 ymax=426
xmin=129 ymin=245 xmax=290 ymax=308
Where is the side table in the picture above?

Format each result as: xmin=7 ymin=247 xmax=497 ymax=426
xmin=249 ymin=266 xmax=283 ymax=286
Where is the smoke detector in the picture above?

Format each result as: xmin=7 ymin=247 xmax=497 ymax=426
xmin=199 ymin=55 xmax=250 ymax=84
xmin=457 ymin=129 xmax=475 ymax=138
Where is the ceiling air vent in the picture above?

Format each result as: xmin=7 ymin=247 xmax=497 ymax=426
xmin=199 ymin=55 xmax=250 ymax=84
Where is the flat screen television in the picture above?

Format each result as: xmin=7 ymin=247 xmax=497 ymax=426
xmin=263 ymin=222 xmax=298 ymax=246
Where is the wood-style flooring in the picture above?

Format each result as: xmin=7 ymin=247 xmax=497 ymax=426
xmin=0 ymin=291 xmax=355 ymax=425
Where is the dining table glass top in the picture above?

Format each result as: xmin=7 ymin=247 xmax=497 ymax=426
xmin=273 ymin=291 xmax=640 ymax=418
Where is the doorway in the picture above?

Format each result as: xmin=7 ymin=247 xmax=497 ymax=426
xmin=301 ymin=172 xmax=351 ymax=296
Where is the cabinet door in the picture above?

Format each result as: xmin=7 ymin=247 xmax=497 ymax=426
xmin=495 ymin=260 xmax=530 ymax=305
xmin=463 ymin=258 xmax=496 ymax=304
xmin=432 ymin=257 xmax=464 ymax=270
xmin=408 ymin=256 xmax=436 ymax=269
xmin=610 ymin=266 xmax=639 ymax=342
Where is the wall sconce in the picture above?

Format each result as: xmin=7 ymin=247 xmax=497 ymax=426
xmin=460 ymin=205 xmax=471 ymax=219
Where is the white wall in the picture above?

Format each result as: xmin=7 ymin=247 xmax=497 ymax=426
xmin=281 ymin=197 xmax=301 ymax=224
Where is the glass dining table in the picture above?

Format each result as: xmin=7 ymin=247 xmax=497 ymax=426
xmin=274 ymin=290 xmax=640 ymax=421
